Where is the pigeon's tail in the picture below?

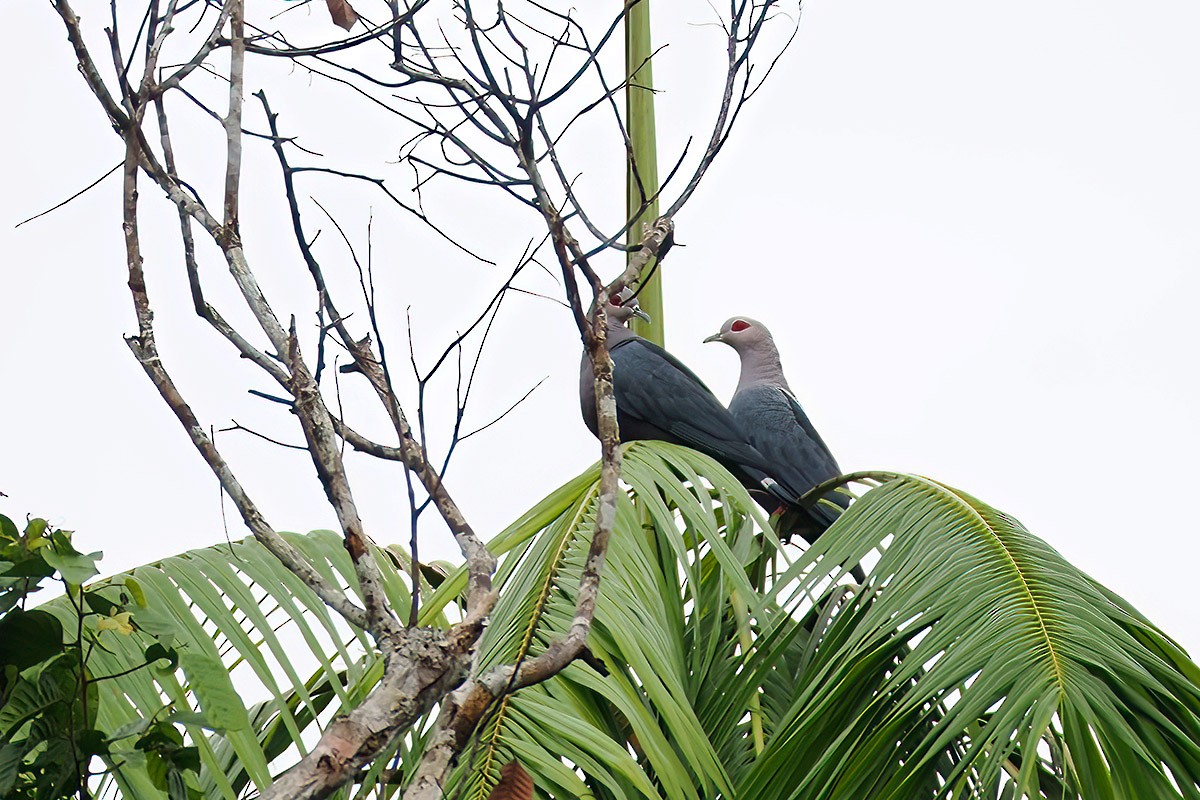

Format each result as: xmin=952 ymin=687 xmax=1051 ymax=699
xmin=743 ymin=479 xmax=862 ymax=579
xmin=736 ymin=466 xmax=807 ymax=517
xmin=770 ymin=495 xmax=865 ymax=583
xmin=772 ymin=501 xmax=837 ymax=543
xmin=760 ymin=475 xmax=801 ymax=507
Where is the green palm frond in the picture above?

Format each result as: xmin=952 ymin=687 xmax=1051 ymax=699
xmin=38 ymin=446 xmax=1200 ymax=800
xmin=38 ymin=530 xmax=429 ymax=800
xmin=450 ymin=441 xmax=773 ymax=800
xmin=742 ymin=473 xmax=1200 ymax=800
xmin=441 ymin=450 xmax=1200 ymax=800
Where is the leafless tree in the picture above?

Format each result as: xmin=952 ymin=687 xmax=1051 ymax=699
xmin=46 ymin=0 xmax=798 ymax=797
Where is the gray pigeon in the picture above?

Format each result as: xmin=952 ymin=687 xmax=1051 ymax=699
xmin=580 ymin=293 xmax=800 ymax=506
xmin=705 ymin=316 xmax=849 ymax=543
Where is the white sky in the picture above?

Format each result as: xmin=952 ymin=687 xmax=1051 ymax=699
xmin=3 ymin=1 xmax=1198 ymax=656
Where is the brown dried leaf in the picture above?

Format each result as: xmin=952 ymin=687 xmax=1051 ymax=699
xmin=324 ymin=0 xmax=358 ymax=31
xmin=487 ymin=761 xmax=533 ymax=800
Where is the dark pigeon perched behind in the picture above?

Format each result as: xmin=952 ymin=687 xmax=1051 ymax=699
xmin=705 ymin=316 xmax=849 ymax=544
xmin=580 ymin=293 xmax=800 ymax=507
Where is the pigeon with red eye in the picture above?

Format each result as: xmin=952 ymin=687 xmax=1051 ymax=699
xmin=580 ymin=293 xmax=800 ymax=507
xmin=705 ymin=316 xmax=849 ymax=543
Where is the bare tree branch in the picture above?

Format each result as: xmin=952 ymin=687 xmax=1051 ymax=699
xmin=46 ymin=0 xmax=795 ymax=796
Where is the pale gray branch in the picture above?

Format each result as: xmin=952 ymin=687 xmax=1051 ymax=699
xmin=402 ymin=215 xmax=676 ymax=800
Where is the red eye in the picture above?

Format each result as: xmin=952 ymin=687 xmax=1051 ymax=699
xmin=731 ymin=320 xmax=751 ymax=332
xmin=609 ymin=293 xmax=623 ymax=306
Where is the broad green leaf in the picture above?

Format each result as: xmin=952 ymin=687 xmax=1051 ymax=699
xmin=124 ymin=576 xmax=148 ymax=608
xmin=0 ymin=609 xmax=63 ymax=670
xmin=178 ymin=651 xmax=250 ymax=734
xmin=41 ymin=538 xmax=101 ymax=586
xmin=0 ymin=654 xmax=78 ymax=740
xmin=0 ymin=741 xmax=26 ymax=798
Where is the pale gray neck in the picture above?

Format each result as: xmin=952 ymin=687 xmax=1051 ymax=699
xmin=736 ymin=343 xmax=790 ymax=393
xmin=605 ymin=316 xmax=637 ymax=347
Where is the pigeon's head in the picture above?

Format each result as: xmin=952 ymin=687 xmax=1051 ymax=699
xmin=703 ymin=317 xmax=772 ymax=353
xmin=593 ymin=288 xmax=651 ymax=326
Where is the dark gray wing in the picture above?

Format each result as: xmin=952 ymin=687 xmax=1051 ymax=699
xmin=610 ymin=339 xmax=790 ymax=492
xmin=778 ymin=387 xmax=843 ymax=485
xmin=731 ymin=385 xmax=846 ymax=526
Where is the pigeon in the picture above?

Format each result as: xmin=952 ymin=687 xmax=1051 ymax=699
xmin=580 ymin=292 xmax=799 ymax=506
xmin=705 ymin=316 xmax=849 ymax=543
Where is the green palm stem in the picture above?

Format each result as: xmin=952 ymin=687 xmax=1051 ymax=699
xmin=625 ymin=0 xmax=662 ymax=345
xmin=733 ymin=588 xmax=768 ymax=754
xmin=624 ymin=0 xmax=669 ymax=648
xmin=626 ymin=5 xmax=767 ymax=756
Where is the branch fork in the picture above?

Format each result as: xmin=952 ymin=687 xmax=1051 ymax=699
xmin=47 ymin=0 xmax=780 ymax=794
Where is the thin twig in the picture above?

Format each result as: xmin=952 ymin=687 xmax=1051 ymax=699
xmin=14 ymin=162 xmax=122 ymax=228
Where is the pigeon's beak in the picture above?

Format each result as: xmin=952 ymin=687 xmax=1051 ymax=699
xmin=631 ymin=307 xmax=652 ymax=323
xmin=702 ymin=332 xmax=723 ymax=344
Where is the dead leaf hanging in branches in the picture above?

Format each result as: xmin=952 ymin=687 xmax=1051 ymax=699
xmin=324 ymin=0 xmax=358 ymax=31
xmin=486 ymin=761 xmax=533 ymax=800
